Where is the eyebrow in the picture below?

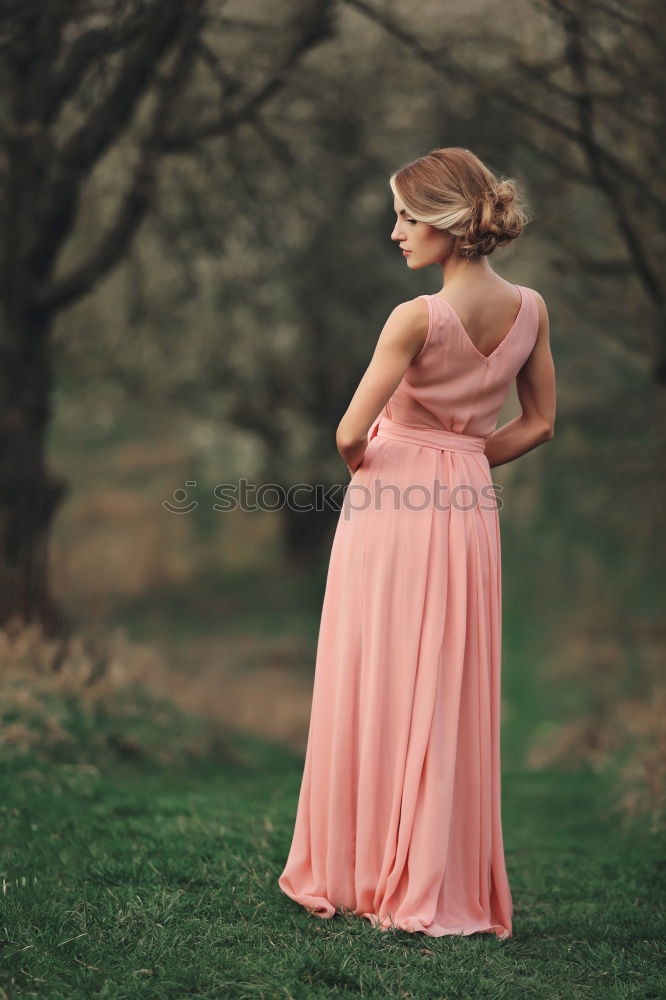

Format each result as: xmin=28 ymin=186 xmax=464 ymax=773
xmin=394 ymin=207 xmax=409 ymax=216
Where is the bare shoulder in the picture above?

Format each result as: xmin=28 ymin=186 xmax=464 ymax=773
xmin=524 ymin=286 xmax=548 ymax=317
xmin=391 ymin=295 xmax=429 ymax=323
xmin=385 ymin=296 xmax=430 ymax=360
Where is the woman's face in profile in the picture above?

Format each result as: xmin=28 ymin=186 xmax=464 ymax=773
xmin=391 ymin=195 xmax=453 ymax=269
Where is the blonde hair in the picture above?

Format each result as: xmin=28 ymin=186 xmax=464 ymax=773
xmin=389 ymin=147 xmax=530 ymax=259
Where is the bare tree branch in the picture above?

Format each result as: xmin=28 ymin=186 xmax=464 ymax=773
xmin=42 ymin=10 xmax=148 ymax=125
xmin=60 ymin=1 xmax=186 ymax=173
xmin=163 ymin=4 xmax=335 ymax=150
xmin=552 ymin=0 xmax=663 ymax=309
xmin=38 ymin=3 xmax=205 ymax=311
xmin=344 ymin=0 xmax=666 ymax=224
xmin=19 ymin=1 xmax=195 ymax=286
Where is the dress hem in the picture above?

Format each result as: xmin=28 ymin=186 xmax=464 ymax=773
xmin=278 ymin=884 xmax=512 ymax=940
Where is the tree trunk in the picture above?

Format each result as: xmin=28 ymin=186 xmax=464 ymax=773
xmin=0 ymin=309 xmax=69 ymax=635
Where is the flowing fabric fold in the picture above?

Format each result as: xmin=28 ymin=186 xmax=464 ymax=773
xmin=278 ymin=434 xmax=513 ymax=938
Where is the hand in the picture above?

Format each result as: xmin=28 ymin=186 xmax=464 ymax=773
xmin=338 ymin=435 xmax=368 ymax=477
xmin=346 ymin=450 xmax=366 ymax=477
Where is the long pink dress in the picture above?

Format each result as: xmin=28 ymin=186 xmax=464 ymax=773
xmin=278 ymin=285 xmax=539 ymax=938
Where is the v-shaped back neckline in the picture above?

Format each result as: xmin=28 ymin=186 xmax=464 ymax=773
xmin=430 ymin=284 xmax=525 ymax=363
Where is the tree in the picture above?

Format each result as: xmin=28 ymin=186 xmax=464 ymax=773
xmin=0 ymin=0 xmax=334 ymax=632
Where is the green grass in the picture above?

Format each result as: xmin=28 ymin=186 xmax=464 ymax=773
xmin=1 ymin=736 xmax=664 ymax=999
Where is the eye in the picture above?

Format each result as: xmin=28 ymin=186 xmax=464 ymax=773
xmin=407 ymin=218 xmax=417 ymax=224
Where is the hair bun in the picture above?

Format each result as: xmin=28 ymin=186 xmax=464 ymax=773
xmin=461 ymin=179 xmax=527 ymax=258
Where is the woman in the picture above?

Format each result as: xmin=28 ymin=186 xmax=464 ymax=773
xmin=278 ymin=147 xmax=556 ymax=938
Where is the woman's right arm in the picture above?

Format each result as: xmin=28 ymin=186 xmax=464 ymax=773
xmin=483 ymin=290 xmax=556 ymax=469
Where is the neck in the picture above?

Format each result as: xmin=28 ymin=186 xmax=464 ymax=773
xmin=440 ymin=249 xmax=493 ymax=288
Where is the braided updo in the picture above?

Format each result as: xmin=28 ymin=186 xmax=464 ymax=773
xmin=389 ymin=147 xmax=530 ymax=260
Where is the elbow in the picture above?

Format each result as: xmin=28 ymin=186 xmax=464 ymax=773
xmin=540 ymin=420 xmax=555 ymax=442
xmin=336 ymin=426 xmax=364 ymax=456
xmin=336 ymin=431 xmax=352 ymax=458
xmin=522 ymin=415 xmax=554 ymax=445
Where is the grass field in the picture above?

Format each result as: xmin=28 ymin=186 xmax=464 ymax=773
xmin=1 ymin=731 xmax=664 ymax=1000
xmin=1 ymin=405 xmax=659 ymax=998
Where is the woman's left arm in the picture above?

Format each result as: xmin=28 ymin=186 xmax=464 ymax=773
xmin=336 ymin=298 xmax=429 ymax=474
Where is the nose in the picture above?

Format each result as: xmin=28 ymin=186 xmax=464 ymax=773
xmin=391 ymin=222 xmax=404 ymax=242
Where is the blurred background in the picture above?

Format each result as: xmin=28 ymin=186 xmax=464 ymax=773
xmin=1 ymin=0 xmax=664 ymax=827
